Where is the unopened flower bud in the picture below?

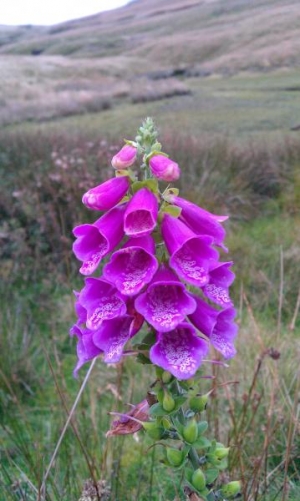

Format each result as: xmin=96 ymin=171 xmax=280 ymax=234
xmin=162 ymin=417 xmax=171 ymax=430
xmin=162 ymin=391 xmax=176 ymax=412
xmin=182 ymin=419 xmax=198 ymax=444
xmin=221 ymin=481 xmax=241 ymax=498
xmin=166 ymin=447 xmax=185 ymax=467
xmin=149 ymin=154 xmax=180 ymax=182
xmin=142 ymin=422 xmax=164 ymax=440
xmin=111 ymin=144 xmax=137 ymax=169
xmin=189 ymin=393 xmax=209 ymax=413
xmin=191 ymin=469 xmax=206 ymax=491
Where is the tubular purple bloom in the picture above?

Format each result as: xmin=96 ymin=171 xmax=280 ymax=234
xmin=103 ymin=235 xmax=158 ymax=296
xmin=111 ymin=144 xmax=137 ymax=169
xmin=149 ymin=154 xmax=181 ymax=182
xmin=167 ymin=195 xmax=228 ymax=250
xmin=161 ymin=214 xmax=218 ymax=287
xmin=188 ymin=295 xmax=238 ymax=359
xmin=124 ymin=187 xmax=158 ymax=237
xmin=73 ymin=203 xmax=126 ymax=275
xmin=79 ymin=278 xmax=127 ymax=331
xmin=149 ymin=323 xmax=209 ymax=379
xmin=82 ymin=175 xmax=130 ymax=211
xmin=73 ymin=290 xmax=87 ymax=325
xmin=135 ymin=265 xmax=196 ymax=332
xmin=71 ymin=325 xmax=103 ymax=377
xmin=203 ymin=262 xmax=235 ymax=307
xmin=93 ymin=315 xmax=136 ymax=363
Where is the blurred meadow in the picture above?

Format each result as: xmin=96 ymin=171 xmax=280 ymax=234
xmin=0 ymin=0 xmax=300 ymax=499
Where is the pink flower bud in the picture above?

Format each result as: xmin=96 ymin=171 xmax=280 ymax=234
xmin=149 ymin=154 xmax=180 ymax=182
xmin=111 ymin=144 xmax=137 ymax=169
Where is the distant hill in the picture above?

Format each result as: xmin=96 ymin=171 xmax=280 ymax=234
xmin=1 ymin=0 xmax=300 ymax=73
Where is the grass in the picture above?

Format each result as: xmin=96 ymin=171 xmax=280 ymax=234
xmin=0 ymin=125 xmax=299 ymax=500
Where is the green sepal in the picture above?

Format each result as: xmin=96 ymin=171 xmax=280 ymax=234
xmin=204 ymin=468 xmax=219 ymax=485
xmin=136 ymin=353 xmax=151 ymax=365
xmin=184 ymin=470 xmax=210 ymax=499
xmin=131 ymin=178 xmax=159 ymax=194
xmin=142 ymin=422 xmax=165 ymax=440
xmin=197 ymin=421 xmax=208 ymax=435
xmin=161 ymin=205 xmax=182 ymax=218
xmin=162 ymin=187 xmax=179 ymax=201
xmin=193 ymin=436 xmax=211 ymax=449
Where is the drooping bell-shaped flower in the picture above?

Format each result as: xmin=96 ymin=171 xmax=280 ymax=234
xmin=78 ymin=278 xmax=127 ymax=331
xmin=111 ymin=144 xmax=137 ymax=169
xmin=93 ymin=315 xmax=136 ymax=363
xmin=203 ymin=262 xmax=235 ymax=308
xmin=73 ymin=203 xmax=126 ymax=275
xmin=149 ymin=323 xmax=209 ymax=379
xmin=161 ymin=214 xmax=218 ymax=287
xmin=124 ymin=187 xmax=158 ymax=237
xmin=70 ymin=324 xmax=103 ymax=376
xmin=166 ymin=195 xmax=228 ymax=250
xmin=103 ymin=235 xmax=158 ymax=296
xmin=82 ymin=175 xmax=130 ymax=211
xmin=188 ymin=295 xmax=237 ymax=359
xmin=149 ymin=154 xmax=181 ymax=182
xmin=135 ymin=265 xmax=196 ymax=332
xmin=73 ymin=290 xmax=87 ymax=326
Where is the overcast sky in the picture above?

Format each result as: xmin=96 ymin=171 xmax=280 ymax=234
xmin=0 ymin=0 xmax=129 ymax=26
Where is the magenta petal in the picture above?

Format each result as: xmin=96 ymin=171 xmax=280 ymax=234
xmin=93 ymin=315 xmax=133 ymax=363
xmin=82 ymin=176 xmax=130 ymax=211
xmin=169 ymin=196 xmax=228 ymax=249
xmin=203 ymin=262 xmax=235 ymax=307
xmin=79 ymin=278 xmax=127 ymax=330
xmin=134 ymin=265 xmax=196 ymax=332
xmin=71 ymin=325 xmax=103 ymax=376
xmin=72 ymin=203 xmax=126 ymax=275
xmin=149 ymin=154 xmax=180 ymax=182
xmin=161 ymin=214 xmax=218 ymax=287
xmin=188 ymin=295 xmax=237 ymax=359
xmin=149 ymin=323 xmax=209 ymax=379
xmin=111 ymin=145 xmax=137 ymax=169
xmin=103 ymin=235 xmax=158 ymax=296
xmin=124 ymin=188 xmax=158 ymax=237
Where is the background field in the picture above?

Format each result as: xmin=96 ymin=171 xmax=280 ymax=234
xmin=0 ymin=0 xmax=299 ymax=500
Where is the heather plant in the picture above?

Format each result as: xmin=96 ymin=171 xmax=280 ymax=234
xmin=70 ymin=118 xmax=241 ymax=500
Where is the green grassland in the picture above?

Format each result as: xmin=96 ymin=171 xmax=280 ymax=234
xmin=0 ymin=0 xmax=300 ymax=499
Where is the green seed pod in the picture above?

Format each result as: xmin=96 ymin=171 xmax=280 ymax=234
xmin=221 ymin=481 xmax=241 ymax=498
xmin=214 ymin=447 xmax=230 ymax=460
xmin=162 ymin=417 xmax=171 ymax=430
xmin=166 ymin=448 xmax=184 ymax=467
xmin=189 ymin=393 xmax=209 ymax=413
xmin=182 ymin=419 xmax=198 ymax=443
xmin=142 ymin=422 xmax=164 ymax=440
xmin=162 ymin=391 xmax=176 ymax=412
xmin=191 ymin=469 xmax=206 ymax=491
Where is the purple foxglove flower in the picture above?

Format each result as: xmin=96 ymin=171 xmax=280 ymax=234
xmin=203 ymin=262 xmax=235 ymax=307
xmin=167 ymin=195 xmax=228 ymax=250
xmin=79 ymin=278 xmax=127 ymax=331
xmin=111 ymin=144 xmax=137 ymax=169
xmin=73 ymin=290 xmax=87 ymax=325
xmin=73 ymin=203 xmax=126 ymax=275
xmin=135 ymin=265 xmax=196 ymax=332
xmin=70 ymin=325 xmax=103 ymax=376
xmin=82 ymin=175 xmax=130 ymax=211
xmin=93 ymin=315 xmax=136 ymax=363
xmin=149 ymin=154 xmax=180 ymax=182
xmin=188 ymin=295 xmax=237 ymax=359
xmin=127 ymin=298 xmax=144 ymax=335
xmin=103 ymin=235 xmax=158 ymax=296
xmin=124 ymin=187 xmax=158 ymax=238
xmin=149 ymin=323 xmax=209 ymax=379
xmin=161 ymin=214 xmax=218 ymax=287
